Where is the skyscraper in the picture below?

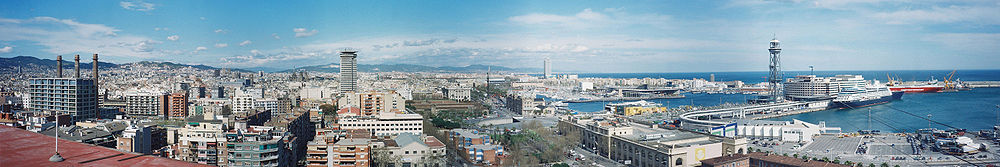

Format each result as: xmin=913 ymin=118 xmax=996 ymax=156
xmin=544 ymin=57 xmax=552 ymax=79
xmin=339 ymin=50 xmax=358 ymax=94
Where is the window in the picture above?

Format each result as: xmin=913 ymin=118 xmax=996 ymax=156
xmin=675 ymin=158 xmax=683 ymax=166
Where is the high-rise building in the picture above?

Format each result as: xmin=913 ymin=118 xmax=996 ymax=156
xmin=224 ymin=126 xmax=286 ymax=167
xmin=168 ymin=92 xmax=189 ymax=119
xmin=28 ymin=78 xmax=99 ymax=121
xmin=543 ymin=58 xmax=552 ymax=79
xmin=339 ymin=50 xmax=358 ymax=94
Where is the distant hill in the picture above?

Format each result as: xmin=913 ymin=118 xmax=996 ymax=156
xmin=280 ymin=63 xmax=539 ymax=73
xmin=0 ymin=56 xmax=251 ymax=72
xmin=1 ymin=56 xmax=538 ymax=73
xmin=0 ymin=56 xmax=117 ymax=69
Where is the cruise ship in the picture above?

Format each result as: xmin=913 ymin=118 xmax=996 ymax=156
xmin=830 ymin=76 xmax=904 ymax=109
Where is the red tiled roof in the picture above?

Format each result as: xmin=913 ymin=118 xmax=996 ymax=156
xmin=424 ymin=136 xmax=445 ymax=148
xmin=0 ymin=125 xmax=210 ymax=167
xmin=337 ymin=107 xmax=361 ymax=116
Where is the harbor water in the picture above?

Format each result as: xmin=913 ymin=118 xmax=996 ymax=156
xmin=556 ymin=70 xmax=1000 ymax=132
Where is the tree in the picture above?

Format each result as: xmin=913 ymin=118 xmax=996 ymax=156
xmin=833 ymin=159 xmax=840 ymax=164
xmin=783 ymin=153 xmax=788 ymax=157
xmin=822 ymin=157 xmax=830 ymax=162
xmin=793 ymin=154 xmax=799 ymax=158
xmin=845 ymin=161 xmax=852 ymax=166
xmin=372 ymin=147 xmax=401 ymax=167
xmin=221 ymin=105 xmax=232 ymax=115
xmin=868 ymin=163 xmax=876 ymax=167
xmin=880 ymin=163 xmax=889 ymax=167
xmin=552 ymin=163 xmax=570 ymax=167
xmin=319 ymin=104 xmax=337 ymax=116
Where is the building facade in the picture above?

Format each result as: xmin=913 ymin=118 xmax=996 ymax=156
xmin=168 ymin=92 xmax=189 ymax=119
xmin=337 ymin=91 xmax=406 ymax=116
xmin=28 ymin=78 xmax=99 ymax=121
xmin=124 ymin=90 xmax=168 ymax=117
xmin=339 ymin=50 xmax=358 ymax=94
xmin=442 ymin=87 xmax=472 ymax=101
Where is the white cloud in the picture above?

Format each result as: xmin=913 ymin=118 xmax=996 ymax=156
xmin=214 ymin=29 xmax=226 ymax=33
xmin=873 ymin=5 xmax=1000 ymax=25
xmin=200 ymin=17 xmax=207 ymax=20
xmin=192 ymin=46 xmax=207 ymax=53
xmin=0 ymin=46 xmax=12 ymax=53
xmin=166 ymin=35 xmax=179 ymax=41
xmin=508 ymin=8 xmax=670 ymax=29
xmin=293 ymin=28 xmax=318 ymax=38
xmin=272 ymin=33 xmax=280 ymax=40
xmin=239 ymin=40 xmax=252 ymax=46
xmin=250 ymin=49 xmax=261 ymax=55
xmin=0 ymin=16 xmax=165 ymax=58
xmin=214 ymin=43 xmax=228 ymax=48
xmin=120 ymin=0 xmax=155 ymax=11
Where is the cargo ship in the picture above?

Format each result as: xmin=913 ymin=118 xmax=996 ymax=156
xmin=888 ymin=84 xmax=944 ymax=93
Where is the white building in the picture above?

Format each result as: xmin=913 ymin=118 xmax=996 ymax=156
xmin=579 ymin=81 xmax=594 ymax=91
xmin=337 ymin=108 xmax=424 ymax=136
xmin=735 ymin=119 xmax=841 ymax=143
xmin=442 ymin=87 xmax=472 ymax=101
xmin=784 ymin=75 xmax=839 ymax=101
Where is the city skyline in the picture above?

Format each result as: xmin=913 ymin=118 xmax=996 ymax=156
xmin=1 ymin=1 xmax=999 ymax=73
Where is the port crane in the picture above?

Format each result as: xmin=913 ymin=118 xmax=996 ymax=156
xmin=944 ymin=70 xmax=957 ymax=90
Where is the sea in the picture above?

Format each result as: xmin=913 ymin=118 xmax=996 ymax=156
xmin=557 ymin=70 xmax=1000 ymax=133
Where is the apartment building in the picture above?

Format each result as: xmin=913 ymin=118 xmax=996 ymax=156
xmin=168 ymin=92 xmax=189 ymax=119
xmin=124 ymin=89 xmax=168 ymax=117
xmin=337 ymin=91 xmax=405 ymax=116
xmin=28 ymin=78 xmax=99 ymax=121
xmin=450 ymin=129 xmax=505 ymax=166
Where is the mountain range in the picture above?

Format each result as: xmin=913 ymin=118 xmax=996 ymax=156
xmin=0 ymin=56 xmax=539 ymax=73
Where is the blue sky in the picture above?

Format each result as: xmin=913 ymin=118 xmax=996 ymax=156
xmin=1 ymin=0 xmax=998 ymax=72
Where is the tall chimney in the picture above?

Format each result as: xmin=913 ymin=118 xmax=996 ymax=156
xmin=56 ymin=55 xmax=63 ymax=78
xmin=92 ymin=54 xmax=99 ymax=84
xmin=74 ymin=55 xmax=80 ymax=78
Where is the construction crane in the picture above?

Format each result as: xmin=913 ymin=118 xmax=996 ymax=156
xmin=887 ymin=73 xmax=896 ymax=86
xmin=944 ymin=70 xmax=957 ymax=90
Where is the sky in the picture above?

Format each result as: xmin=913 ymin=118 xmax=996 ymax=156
xmin=0 ymin=0 xmax=998 ymax=73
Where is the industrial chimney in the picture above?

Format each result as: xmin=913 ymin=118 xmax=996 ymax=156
xmin=92 ymin=54 xmax=99 ymax=84
xmin=74 ymin=55 xmax=80 ymax=78
xmin=56 ymin=55 xmax=63 ymax=78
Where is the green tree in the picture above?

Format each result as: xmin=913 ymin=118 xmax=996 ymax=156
xmin=552 ymin=163 xmax=570 ymax=167
xmin=372 ymin=147 xmax=401 ymax=167
xmin=833 ymin=159 xmax=840 ymax=164
xmin=822 ymin=157 xmax=830 ymax=162
xmin=869 ymin=163 xmax=875 ymax=167
xmin=221 ymin=105 xmax=232 ymax=115
xmin=783 ymin=153 xmax=788 ymax=157
xmin=793 ymin=154 xmax=799 ymax=158
xmin=319 ymin=104 xmax=337 ymax=116
xmin=880 ymin=163 xmax=889 ymax=167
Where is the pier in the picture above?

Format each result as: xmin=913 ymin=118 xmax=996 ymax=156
xmin=965 ymin=81 xmax=1000 ymax=88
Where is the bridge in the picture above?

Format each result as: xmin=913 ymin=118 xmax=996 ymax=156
xmin=678 ymin=101 xmax=829 ymax=130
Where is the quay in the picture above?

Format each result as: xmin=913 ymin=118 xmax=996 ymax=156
xmin=563 ymin=94 xmax=684 ymax=103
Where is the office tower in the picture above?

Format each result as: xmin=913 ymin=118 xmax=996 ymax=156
xmin=339 ymin=50 xmax=358 ymax=94
xmin=710 ymin=74 xmax=715 ymax=82
xmin=544 ymin=58 xmax=552 ymax=79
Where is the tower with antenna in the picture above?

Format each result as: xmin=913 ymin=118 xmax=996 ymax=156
xmin=767 ymin=35 xmax=784 ymax=102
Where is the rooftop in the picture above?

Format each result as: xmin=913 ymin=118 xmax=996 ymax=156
xmin=0 ymin=125 xmax=209 ymax=167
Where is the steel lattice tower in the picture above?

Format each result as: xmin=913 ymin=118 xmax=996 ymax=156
xmin=768 ymin=37 xmax=783 ymax=102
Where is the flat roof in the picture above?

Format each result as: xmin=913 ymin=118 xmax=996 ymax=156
xmin=0 ymin=125 xmax=209 ymax=167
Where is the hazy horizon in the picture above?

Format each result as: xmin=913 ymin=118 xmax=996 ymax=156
xmin=2 ymin=1 xmax=999 ymax=73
